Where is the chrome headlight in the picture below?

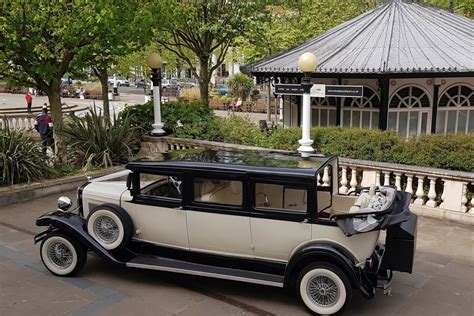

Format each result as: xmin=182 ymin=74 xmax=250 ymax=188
xmin=57 ymin=196 xmax=72 ymax=212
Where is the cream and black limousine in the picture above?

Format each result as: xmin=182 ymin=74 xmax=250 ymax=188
xmin=35 ymin=150 xmax=417 ymax=315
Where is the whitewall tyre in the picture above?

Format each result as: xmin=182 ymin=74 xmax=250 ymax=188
xmin=87 ymin=204 xmax=133 ymax=251
xmin=40 ymin=233 xmax=86 ymax=277
xmin=297 ymin=263 xmax=352 ymax=315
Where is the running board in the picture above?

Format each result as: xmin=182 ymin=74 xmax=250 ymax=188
xmin=126 ymin=255 xmax=284 ymax=287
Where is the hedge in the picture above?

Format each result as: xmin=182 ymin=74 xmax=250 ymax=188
xmin=120 ymin=102 xmax=474 ymax=172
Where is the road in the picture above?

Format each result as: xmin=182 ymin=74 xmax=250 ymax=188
xmin=0 ymin=191 xmax=473 ymax=315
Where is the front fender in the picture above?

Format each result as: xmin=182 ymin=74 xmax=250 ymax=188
xmin=35 ymin=210 xmax=124 ymax=265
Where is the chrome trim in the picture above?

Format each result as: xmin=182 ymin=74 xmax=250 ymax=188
xmin=126 ymin=262 xmax=284 ymax=288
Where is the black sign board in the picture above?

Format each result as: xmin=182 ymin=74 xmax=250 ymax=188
xmin=325 ymin=85 xmax=363 ymax=98
xmin=275 ymin=84 xmax=304 ymax=95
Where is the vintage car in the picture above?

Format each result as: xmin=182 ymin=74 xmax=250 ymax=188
xmin=35 ymin=150 xmax=417 ymax=315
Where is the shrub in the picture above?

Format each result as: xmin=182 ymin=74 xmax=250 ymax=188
xmin=60 ymin=108 xmax=140 ymax=169
xmin=162 ymin=100 xmax=219 ymax=139
xmin=118 ymin=101 xmax=154 ymax=133
xmin=0 ymin=127 xmax=56 ymax=186
xmin=265 ymin=127 xmax=301 ymax=151
xmin=180 ymin=87 xmax=201 ymax=101
xmin=227 ymin=73 xmax=254 ymax=100
xmin=213 ymin=115 xmax=265 ymax=146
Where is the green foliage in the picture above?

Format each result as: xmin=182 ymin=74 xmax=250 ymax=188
xmin=162 ymin=100 xmax=219 ymax=139
xmin=0 ymin=127 xmax=56 ymax=186
xmin=263 ymin=127 xmax=473 ymax=172
xmin=118 ymin=101 xmax=154 ymax=133
xmin=421 ymin=0 xmax=473 ymax=17
xmin=212 ymin=115 xmax=265 ymax=147
xmin=118 ymin=99 xmax=219 ymax=140
xmin=236 ymin=0 xmax=377 ymax=62
xmin=60 ymin=108 xmax=140 ymax=169
xmin=227 ymin=73 xmax=254 ymax=100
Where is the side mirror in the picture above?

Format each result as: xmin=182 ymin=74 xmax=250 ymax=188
xmin=57 ymin=196 xmax=72 ymax=212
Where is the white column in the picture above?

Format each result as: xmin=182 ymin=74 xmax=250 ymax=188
xmin=297 ymin=91 xmax=314 ymax=157
xmin=279 ymin=96 xmax=284 ymax=121
xmin=151 ymin=81 xmax=165 ymax=136
xmin=375 ymin=171 xmax=381 ymax=188
xmin=469 ymin=195 xmax=474 ymax=214
xmin=414 ymin=176 xmax=425 ymax=205
xmin=394 ymin=173 xmax=402 ymax=191
xmin=425 ymin=177 xmax=437 ymax=207
xmin=339 ymin=166 xmax=349 ymax=194
xmin=405 ymin=174 xmax=414 ymax=195
xmin=384 ymin=172 xmax=390 ymax=186
xmin=322 ymin=166 xmax=330 ymax=186
xmin=349 ymin=168 xmax=358 ymax=192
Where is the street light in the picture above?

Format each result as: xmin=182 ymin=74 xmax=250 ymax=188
xmin=146 ymin=53 xmax=166 ymax=136
xmin=297 ymin=52 xmax=318 ymax=157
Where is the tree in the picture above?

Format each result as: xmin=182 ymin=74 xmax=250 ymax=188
xmin=422 ymin=0 xmax=473 ymax=17
xmin=0 ymin=0 xmax=115 ymax=132
xmin=227 ymin=73 xmax=253 ymax=100
xmin=153 ymin=0 xmax=265 ymax=106
xmin=235 ymin=0 xmax=377 ymax=121
xmin=73 ymin=2 xmax=154 ymax=118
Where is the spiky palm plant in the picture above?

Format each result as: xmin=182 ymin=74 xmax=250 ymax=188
xmin=59 ymin=107 xmax=140 ymax=169
xmin=0 ymin=127 xmax=56 ymax=186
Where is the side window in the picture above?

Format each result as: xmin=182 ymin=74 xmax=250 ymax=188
xmin=140 ymin=173 xmax=182 ymax=200
xmin=255 ymin=182 xmax=307 ymax=213
xmin=193 ymin=178 xmax=242 ymax=206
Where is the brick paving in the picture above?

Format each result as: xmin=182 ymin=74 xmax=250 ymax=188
xmin=0 ymin=191 xmax=473 ymax=315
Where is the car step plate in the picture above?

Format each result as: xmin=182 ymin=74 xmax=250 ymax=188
xmin=127 ymin=255 xmax=284 ymax=287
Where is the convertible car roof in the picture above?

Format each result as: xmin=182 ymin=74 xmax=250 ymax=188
xmin=127 ymin=149 xmax=335 ymax=179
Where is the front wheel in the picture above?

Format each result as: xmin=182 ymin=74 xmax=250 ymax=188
xmin=40 ymin=232 xmax=87 ymax=276
xmin=297 ymin=263 xmax=352 ymax=315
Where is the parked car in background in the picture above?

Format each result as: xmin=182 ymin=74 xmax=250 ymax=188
xmin=216 ymin=84 xmax=230 ymax=96
xmin=35 ymin=149 xmax=417 ymax=315
xmin=108 ymin=77 xmax=130 ymax=87
xmin=135 ymin=79 xmax=149 ymax=89
xmin=161 ymin=79 xmax=180 ymax=96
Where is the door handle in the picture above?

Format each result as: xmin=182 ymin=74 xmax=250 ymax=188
xmin=300 ymin=218 xmax=309 ymax=224
xmin=174 ymin=206 xmax=183 ymax=210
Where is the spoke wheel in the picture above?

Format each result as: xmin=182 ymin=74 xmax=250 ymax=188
xmin=40 ymin=233 xmax=86 ymax=277
xmin=93 ymin=215 xmax=120 ymax=244
xmin=297 ymin=264 xmax=351 ymax=315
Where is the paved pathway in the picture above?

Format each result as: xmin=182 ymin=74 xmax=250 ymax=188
xmin=1 ymin=192 xmax=473 ymax=315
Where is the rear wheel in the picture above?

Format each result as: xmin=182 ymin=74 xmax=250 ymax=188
xmin=297 ymin=263 xmax=352 ymax=315
xmin=40 ymin=232 xmax=87 ymax=276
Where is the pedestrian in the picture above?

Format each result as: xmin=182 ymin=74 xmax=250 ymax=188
xmin=25 ymin=91 xmax=33 ymax=113
xmin=34 ymin=104 xmax=55 ymax=156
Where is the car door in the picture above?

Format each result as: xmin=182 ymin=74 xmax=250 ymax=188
xmin=185 ymin=173 xmax=253 ymax=258
xmin=122 ymin=171 xmax=189 ymax=250
xmin=250 ymin=178 xmax=313 ymax=262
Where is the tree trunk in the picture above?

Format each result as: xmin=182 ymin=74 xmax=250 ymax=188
xmin=266 ymin=81 xmax=271 ymax=122
xmin=93 ymin=67 xmax=110 ymax=119
xmin=47 ymin=86 xmax=63 ymax=157
xmin=199 ymin=59 xmax=210 ymax=106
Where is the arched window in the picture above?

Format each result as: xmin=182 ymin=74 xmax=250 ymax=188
xmin=342 ymin=87 xmax=380 ymax=129
xmin=388 ymin=86 xmax=431 ymax=138
xmin=436 ymin=85 xmax=473 ymax=134
xmin=311 ymin=97 xmax=337 ymax=127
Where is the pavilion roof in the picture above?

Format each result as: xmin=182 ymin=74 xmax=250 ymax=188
xmin=243 ymin=0 xmax=473 ymax=76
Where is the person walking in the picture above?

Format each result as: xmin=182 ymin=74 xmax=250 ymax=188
xmin=25 ymin=91 xmax=33 ymax=113
xmin=34 ymin=104 xmax=55 ymax=156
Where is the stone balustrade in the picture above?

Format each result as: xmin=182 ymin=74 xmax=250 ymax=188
xmin=0 ymin=114 xmax=37 ymax=130
xmin=139 ymin=136 xmax=473 ymax=225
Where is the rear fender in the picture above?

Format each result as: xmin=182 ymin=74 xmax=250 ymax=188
xmin=285 ymin=243 xmax=375 ymax=298
xmin=35 ymin=211 xmax=124 ymax=265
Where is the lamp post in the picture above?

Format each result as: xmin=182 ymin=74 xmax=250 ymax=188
xmin=146 ymin=53 xmax=166 ymax=136
xmin=113 ymin=74 xmax=118 ymax=96
xmin=297 ymin=52 xmax=318 ymax=158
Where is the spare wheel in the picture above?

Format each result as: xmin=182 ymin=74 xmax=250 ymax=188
xmin=87 ymin=204 xmax=133 ymax=251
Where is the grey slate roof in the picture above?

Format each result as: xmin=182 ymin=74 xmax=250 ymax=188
xmin=244 ymin=0 xmax=474 ymax=75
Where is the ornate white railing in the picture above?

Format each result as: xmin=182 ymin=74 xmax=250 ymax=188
xmin=0 ymin=114 xmax=36 ymax=130
xmin=141 ymin=136 xmax=474 ymax=224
